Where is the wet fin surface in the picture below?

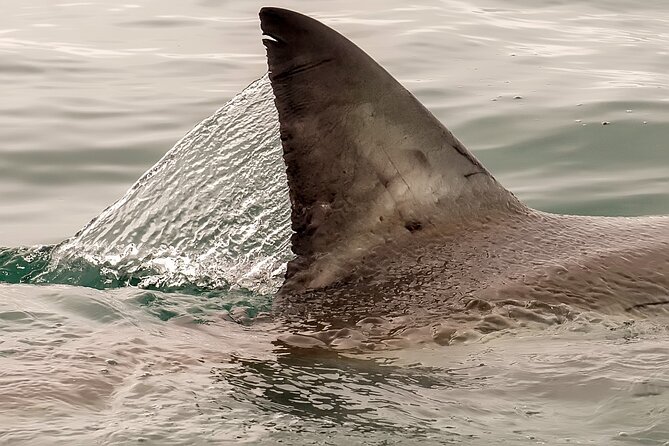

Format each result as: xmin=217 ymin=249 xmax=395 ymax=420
xmin=259 ymin=7 xmax=523 ymax=292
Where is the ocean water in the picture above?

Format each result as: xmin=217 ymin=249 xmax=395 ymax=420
xmin=2 ymin=1 xmax=669 ymax=444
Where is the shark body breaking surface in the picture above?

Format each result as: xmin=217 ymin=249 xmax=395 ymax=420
xmin=256 ymin=8 xmax=669 ymax=340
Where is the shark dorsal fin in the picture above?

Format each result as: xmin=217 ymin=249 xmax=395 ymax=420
xmin=260 ymin=7 xmax=524 ymax=293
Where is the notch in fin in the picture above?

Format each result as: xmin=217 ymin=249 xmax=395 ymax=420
xmin=259 ymin=7 xmax=524 ymax=293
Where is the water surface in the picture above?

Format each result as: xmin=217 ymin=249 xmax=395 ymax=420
xmin=1 ymin=1 xmax=669 ymax=444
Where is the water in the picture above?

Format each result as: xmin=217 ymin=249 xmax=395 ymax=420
xmin=2 ymin=1 xmax=669 ymax=444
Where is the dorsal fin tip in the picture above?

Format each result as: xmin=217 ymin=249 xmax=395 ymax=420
xmin=259 ymin=7 xmax=525 ymax=293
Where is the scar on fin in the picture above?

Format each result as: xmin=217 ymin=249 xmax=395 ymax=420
xmin=464 ymin=171 xmax=485 ymax=179
xmin=626 ymin=300 xmax=669 ymax=311
xmin=272 ymin=57 xmax=334 ymax=81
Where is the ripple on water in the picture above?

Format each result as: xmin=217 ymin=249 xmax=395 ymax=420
xmin=2 ymin=282 xmax=669 ymax=444
xmin=2 ymin=1 xmax=669 ymax=444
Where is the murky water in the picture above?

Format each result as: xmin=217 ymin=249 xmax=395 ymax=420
xmin=2 ymin=1 xmax=669 ymax=444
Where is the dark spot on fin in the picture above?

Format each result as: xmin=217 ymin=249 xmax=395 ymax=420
xmin=405 ymin=221 xmax=423 ymax=233
xmin=410 ymin=150 xmax=430 ymax=169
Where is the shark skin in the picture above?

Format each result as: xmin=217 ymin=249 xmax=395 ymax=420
xmin=258 ymin=7 xmax=669 ymax=341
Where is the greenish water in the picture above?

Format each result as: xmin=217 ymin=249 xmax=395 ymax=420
xmin=1 ymin=1 xmax=669 ymax=444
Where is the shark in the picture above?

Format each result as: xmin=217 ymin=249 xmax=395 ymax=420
xmin=258 ymin=7 xmax=669 ymax=344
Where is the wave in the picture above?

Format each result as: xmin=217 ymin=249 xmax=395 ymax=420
xmin=0 ymin=76 xmax=292 ymax=295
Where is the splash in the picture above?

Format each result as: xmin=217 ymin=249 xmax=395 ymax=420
xmin=0 ymin=76 xmax=292 ymax=294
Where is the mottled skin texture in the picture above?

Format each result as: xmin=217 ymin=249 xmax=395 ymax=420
xmin=259 ymin=8 xmax=669 ymax=335
xmin=276 ymin=211 xmax=669 ymax=329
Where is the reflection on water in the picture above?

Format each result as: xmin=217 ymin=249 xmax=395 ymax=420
xmin=217 ymin=349 xmax=460 ymax=433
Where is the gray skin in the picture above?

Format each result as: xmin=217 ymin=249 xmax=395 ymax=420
xmin=259 ymin=8 xmax=669 ymax=336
